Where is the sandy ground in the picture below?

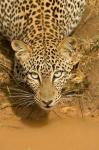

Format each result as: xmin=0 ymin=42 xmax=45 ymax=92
xmin=0 ymin=0 xmax=99 ymax=150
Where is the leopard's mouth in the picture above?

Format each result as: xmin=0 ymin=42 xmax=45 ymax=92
xmin=34 ymin=96 xmax=61 ymax=111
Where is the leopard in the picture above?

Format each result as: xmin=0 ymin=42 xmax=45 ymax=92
xmin=0 ymin=0 xmax=86 ymax=110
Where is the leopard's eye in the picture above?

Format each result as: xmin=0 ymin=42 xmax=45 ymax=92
xmin=28 ymin=72 xmax=39 ymax=80
xmin=53 ymin=71 xmax=63 ymax=79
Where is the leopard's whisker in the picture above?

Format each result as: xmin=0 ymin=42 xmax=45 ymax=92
xmin=24 ymin=101 xmax=36 ymax=108
xmin=9 ymin=94 xmax=33 ymax=97
xmin=12 ymin=99 xmax=35 ymax=106
xmin=10 ymin=97 xmax=36 ymax=102
xmin=52 ymin=110 xmax=62 ymax=119
xmin=9 ymin=95 xmax=33 ymax=98
xmin=7 ymin=87 xmax=30 ymax=94
xmin=8 ymin=92 xmax=33 ymax=97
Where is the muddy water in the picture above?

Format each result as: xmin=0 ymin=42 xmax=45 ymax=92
xmin=0 ymin=114 xmax=99 ymax=150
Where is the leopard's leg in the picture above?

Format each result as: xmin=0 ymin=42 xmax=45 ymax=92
xmin=64 ymin=0 xmax=86 ymax=36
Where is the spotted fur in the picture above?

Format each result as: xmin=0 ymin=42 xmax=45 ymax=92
xmin=0 ymin=0 xmax=86 ymax=110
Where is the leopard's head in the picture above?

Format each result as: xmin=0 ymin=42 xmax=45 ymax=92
xmin=11 ymin=38 xmax=80 ymax=110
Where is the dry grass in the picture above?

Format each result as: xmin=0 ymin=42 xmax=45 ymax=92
xmin=83 ymin=0 xmax=99 ymax=24
xmin=86 ymin=0 xmax=99 ymax=16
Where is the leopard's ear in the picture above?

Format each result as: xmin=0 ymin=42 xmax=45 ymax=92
xmin=11 ymin=40 xmax=32 ymax=61
xmin=11 ymin=40 xmax=32 ymax=53
xmin=57 ymin=37 xmax=82 ymax=65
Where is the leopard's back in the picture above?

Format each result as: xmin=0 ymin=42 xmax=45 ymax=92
xmin=0 ymin=0 xmax=86 ymax=42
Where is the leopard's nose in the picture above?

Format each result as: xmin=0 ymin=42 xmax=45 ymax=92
xmin=42 ymin=100 xmax=53 ymax=105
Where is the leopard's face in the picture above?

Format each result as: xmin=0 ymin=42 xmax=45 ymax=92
xmin=11 ymin=39 xmax=78 ymax=110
